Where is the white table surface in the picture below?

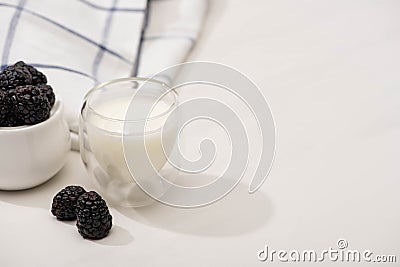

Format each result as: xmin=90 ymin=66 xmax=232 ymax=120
xmin=1 ymin=1 xmax=399 ymax=266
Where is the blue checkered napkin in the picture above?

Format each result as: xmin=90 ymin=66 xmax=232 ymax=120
xmin=0 ymin=0 xmax=207 ymax=150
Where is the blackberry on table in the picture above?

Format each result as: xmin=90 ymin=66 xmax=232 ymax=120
xmin=76 ymin=191 xmax=112 ymax=240
xmin=0 ymin=61 xmax=47 ymax=91
xmin=8 ymin=85 xmax=51 ymax=125
xmin=51 ymin=185 xmax=87 ymax=220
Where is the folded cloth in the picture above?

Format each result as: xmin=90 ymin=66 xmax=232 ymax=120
xmin=0 ymin=0 xmax=207 ymax=150
xmin=138 ymin=0 xmax=208 ymax=80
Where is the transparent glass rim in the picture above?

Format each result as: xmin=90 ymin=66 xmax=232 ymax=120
xmin=83 ymin=77 xmax=177 ymax=123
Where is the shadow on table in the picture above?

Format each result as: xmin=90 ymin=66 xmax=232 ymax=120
xmin=0 ymin=153 xmax=94 ymax=209
xmin=0 ymin=157 xmax=273 ymax=238
xmin=0 ymin=166 xmax=70 ymax=209
xmin=92 ymin=225 xmax=134 ymax=246
xmin=116 ymin=179 xmax=273 ymax=237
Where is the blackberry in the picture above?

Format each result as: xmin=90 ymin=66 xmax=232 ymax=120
xmin=51 ymin=185 xmax=87 ymax=220
xmin=76 ymin=191 xmax=112 ymax=240
xmin=0 ymin=91 xmax=9 ymax=126
xmin=8 ymin=85 xmax=51 ymax=125
xmin=36 ymin=84 xmax=55 ymax=108
xmin=2 ymin=116 xmax=24 ymax=127
xmin=15 ymin=61 xmax=47 ymax=85
xmin=0 ymin=91 xmax=23 ymax=127
xmin=0 ymin=61 xmax=47 ymax=91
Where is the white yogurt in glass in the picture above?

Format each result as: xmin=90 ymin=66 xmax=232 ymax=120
xmin=88 ymin=95 xmax=175 ymax=181
xmin=80 ymin=78 xmax=178 ymax=207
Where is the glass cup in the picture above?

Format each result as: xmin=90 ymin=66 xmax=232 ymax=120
xmin=79 ymin=78 xmax=179 ymax=207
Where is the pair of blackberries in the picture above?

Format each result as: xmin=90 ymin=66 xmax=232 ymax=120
xmin=51 ymin=186 xmax=113 ymax=240
xmin=0 ymin=61 xmax=55 ymax=126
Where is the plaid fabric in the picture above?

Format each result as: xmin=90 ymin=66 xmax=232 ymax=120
xmin=0 ymin=0 xmax=207 ymax=150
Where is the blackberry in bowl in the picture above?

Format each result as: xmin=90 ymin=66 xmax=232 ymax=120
xmin=0 ymin=61 xmax=47 ymax=91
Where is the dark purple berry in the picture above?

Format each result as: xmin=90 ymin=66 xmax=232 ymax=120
xmin=8 ymin=85 xmax=51 ymax=125
xmin=0 ymin=61 xmax=47 ymax=91
xmin=36 ymin=84 xmax=55 ymax=108
xmin=51 ymin=186 xmax=87 ymax=220
xmin=76 ymin=191 xmax=112 ymax=240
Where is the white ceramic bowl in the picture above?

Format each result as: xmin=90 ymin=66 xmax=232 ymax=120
xmin=0 ymin=99 xmax=71 ymax=190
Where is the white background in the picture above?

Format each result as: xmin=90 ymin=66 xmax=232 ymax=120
xmin=1 ymin=0 xmax=399 ymax=266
